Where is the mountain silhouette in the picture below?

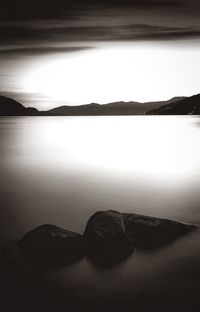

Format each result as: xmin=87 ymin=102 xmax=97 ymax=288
xmin=0 ymin=95 xmax=38 ymax=116
xmin=147 ymin=94 xmax=200 ymax=115
xmin=1 ymin=93 xmax=200 ymax=116
xmin=46 ymin=97 xmax=185 ymax=116
xmin=0 ymin=95 xmax=26 ymax=115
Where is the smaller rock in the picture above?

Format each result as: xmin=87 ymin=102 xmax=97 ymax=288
xmin=18 ymin=224 xmax=85 ymax=267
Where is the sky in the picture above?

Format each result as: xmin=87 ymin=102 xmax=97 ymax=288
xmin=0 ymin=0 xmax=200 ymax=109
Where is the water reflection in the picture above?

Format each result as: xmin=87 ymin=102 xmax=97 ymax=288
xmin=4 ymin=115 xmax=200 ymax=178
xmin=1 ymin=116 xmax=200 ymax=311
xmin=1 ymin=116 xmax=200 ymax=239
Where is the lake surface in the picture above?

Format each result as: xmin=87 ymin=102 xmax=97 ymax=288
xmin=1 ymin=116 xmax=200 ymax=311
xmin=1 ymin=115 xmax=200 ymax=239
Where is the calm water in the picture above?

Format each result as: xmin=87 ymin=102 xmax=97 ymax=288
xmin=1 ymin=115 xmax=200 ymax=239
xmin=1 ymin=116 xmax=200 ymax=311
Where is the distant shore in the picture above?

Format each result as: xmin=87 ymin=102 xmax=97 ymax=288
xmin=1 ymin=93 xmax=200 ymax=116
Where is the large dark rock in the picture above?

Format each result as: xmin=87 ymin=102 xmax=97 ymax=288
xmin=84 ymin=210 xmax=197 ymax=254
xmin=18 ymin=224 xmax=85 ymax=267
xmin=84 ymin=210 xmax=134 ymax=265
xmin=123 ymin=213 xmax=197 ymax=249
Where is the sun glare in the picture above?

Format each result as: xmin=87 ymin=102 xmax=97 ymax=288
xmin=20 ymin=116 xmax=200 ymax=180
xmin=22 ymin=44 xmax=200 ymax=107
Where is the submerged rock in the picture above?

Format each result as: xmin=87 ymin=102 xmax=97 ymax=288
xmin=123 ymin=213 xmax=197 ymax=249
xmin=84 ymin=210 xmax=134 ymax=264
xmin=18 ymin=224 xmax=84 ymax=267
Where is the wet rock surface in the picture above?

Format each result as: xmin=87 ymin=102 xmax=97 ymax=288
xmin=84 ymin=211 xmax=133 ymax=249
xmin=84 ymin=210 xmax=197 ymax=252
xmin=84 ymin=210 xmax=134 ymax=264
xmin=123 ymin=212 xmax=197 ymax=249
xmin=18 ymin=224 xmax=84 ymax=267
xmin=18 ymin=212 xmax=197 ymax=267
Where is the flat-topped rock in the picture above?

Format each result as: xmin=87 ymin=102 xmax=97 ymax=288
xmin=123 ymin=213 xmax=197 ymax=249
xmin=18 ymin=224 xmax=84 ymax=267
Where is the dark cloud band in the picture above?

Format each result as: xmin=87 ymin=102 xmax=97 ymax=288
xmin=0 ymin=23 xmax=200 ymax=46
xmin=0 ymin=1 xmax=185 ymax=21
xmin=0 ymin=0 xmax=199 ymax=57
xmin=0 ymin=46 xmax=94 ymax=56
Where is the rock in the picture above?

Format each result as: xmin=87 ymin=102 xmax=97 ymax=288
xmin=84 ymin=210 xmax=134 ymax=263
xmin=123 ymin=213 xmax=197 ymax=249
xmin=18 ymin=212 xmax=197 ymax=267
xmin=18 ymin=224 xmax=85 ymax=267
xmin=84 ymin=210 xmax=197 ymax=254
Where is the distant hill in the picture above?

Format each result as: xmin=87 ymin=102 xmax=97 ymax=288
xmin=147 ymin=94 xmax=200 ymax=115
xmin=0 ymin=95 xmax=38 ymax=116
xmin=0 ymin=95 xmax=26 ymax=115
xmin=1 ymin=93 xmax=200 ymax=116
xmin=46 ymin=97 xmax=185 ymax=116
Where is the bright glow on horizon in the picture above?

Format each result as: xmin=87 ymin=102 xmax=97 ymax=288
xmin=21 ymin=44 xmax=200 ymax=107
xmin=14 ymin=115 xmax=200 ymax=179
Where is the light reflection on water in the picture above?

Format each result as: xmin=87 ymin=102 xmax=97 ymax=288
xmin=1 ymin=116 xmax=200 ymax=310
xmin=0 ymin=115 xmax=200 ymax=238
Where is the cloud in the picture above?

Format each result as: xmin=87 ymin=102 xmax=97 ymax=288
xmin=0 ymin=0 xmax=200 ymax=57
xmin=0 ymin=45 xmax=94 ymax=55
xmin=0 ymin=90 xmax=69 ymax=109
xmin=0 ymin=1 xmax=184 ymax=22
xmin=0 ymin=0 xmax=198 ymax=26
xmin=1 ymin=22 xmax=200 ymax=45
xmin=115 ymin=24 xmax=200 ymax=41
